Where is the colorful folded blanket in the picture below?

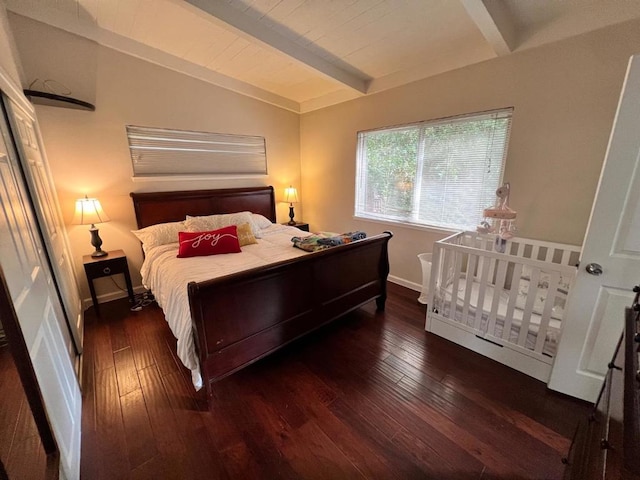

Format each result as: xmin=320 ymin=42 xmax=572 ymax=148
xmin=292 ymin=231 xmax=367 ymax=252
xmin=317 ymin=231 xmax=366 ymax=245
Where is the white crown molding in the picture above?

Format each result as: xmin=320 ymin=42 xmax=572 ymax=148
xmin=299 ymin=88 xmax=363 ymax=114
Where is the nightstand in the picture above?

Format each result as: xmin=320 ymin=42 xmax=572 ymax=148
xmin=283 ymin=222 xmax=309 ymax=232
xmin=83 ymin=249 xmax=134 ymax=315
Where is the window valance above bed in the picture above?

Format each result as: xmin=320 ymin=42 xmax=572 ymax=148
xmin=126 ymin=125 xmax=267 ymax=178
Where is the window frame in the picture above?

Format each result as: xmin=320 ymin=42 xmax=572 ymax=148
xmin=354 ymin=108 xmax=513 ymax=232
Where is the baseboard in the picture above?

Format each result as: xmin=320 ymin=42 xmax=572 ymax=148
xmin=388 ymin=275 xmax=421 ymax=292
xmin=82 ymin=285 xmax=147 ymax=311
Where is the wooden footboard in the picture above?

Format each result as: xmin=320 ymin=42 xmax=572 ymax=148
xmin=187 ymin=232 xmax=392 ymax=406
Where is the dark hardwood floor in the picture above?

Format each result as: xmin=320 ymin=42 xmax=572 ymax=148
xmin=0 ymin=347 xmax=48 ymax=479
xmin=80 ymin=283 xmax=590 ymax=480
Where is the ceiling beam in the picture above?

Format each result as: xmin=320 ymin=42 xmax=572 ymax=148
xmin=459 ymin=0 xmax=516 ymax=56
xmin=183 ymin=0 xmax=368 ymax=94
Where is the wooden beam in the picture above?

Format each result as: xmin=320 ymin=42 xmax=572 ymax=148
xmin=184 ymin=0 xmax=368 ymax=94
xmin=459 ymin=0 xmax=516 ymax=56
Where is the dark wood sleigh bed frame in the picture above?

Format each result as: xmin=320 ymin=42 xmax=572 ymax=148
xmin=130 ymin=186 xmax=392 ymax=408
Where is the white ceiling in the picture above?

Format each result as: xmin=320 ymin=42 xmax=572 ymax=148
xmin=6 ymin=0 xmax=640 ymax=113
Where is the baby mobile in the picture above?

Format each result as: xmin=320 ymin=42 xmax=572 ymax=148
xmin=476 ymin=182 xmax=517 ymax=253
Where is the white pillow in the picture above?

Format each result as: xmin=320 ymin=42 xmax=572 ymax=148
xmin=132 ymin=220 xmax=185 ymax=253
xmin=185 ymin=211 xmax=262 ymax=238
xmin=251 ymin=213 xmax=273 ymax=229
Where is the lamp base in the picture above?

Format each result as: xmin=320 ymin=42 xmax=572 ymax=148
xmin=89 ymin=225 xmax=107 ymax=258
xmin=288 ymin=204 xmax=296 ymax=225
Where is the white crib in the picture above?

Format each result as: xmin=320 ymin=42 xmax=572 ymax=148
xmin=426 ymin=231 xmax=581 ymax=382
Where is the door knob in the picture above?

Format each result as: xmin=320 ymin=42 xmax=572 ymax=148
xmin=585 ymin=263 xmax=603 ymax=276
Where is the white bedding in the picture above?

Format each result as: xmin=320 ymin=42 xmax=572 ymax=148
xmin=140 ymin=224 xmax=311 ymax=389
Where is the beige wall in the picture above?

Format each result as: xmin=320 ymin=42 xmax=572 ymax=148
xmin=9 ymin=15 xmax=301 ymax=303
xmin=9 ymin=12 xmax=640 ymax=299
xmin=300 ymin=19 xmax=640 ymax=288
xmin=0 ymin=5 xmax=22 ymax=86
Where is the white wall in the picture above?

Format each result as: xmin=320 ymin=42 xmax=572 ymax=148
xmin=9 ymin=14 xmax=301 ymax=304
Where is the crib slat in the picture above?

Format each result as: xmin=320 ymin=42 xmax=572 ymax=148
xmin=561 ymin=248 xmax=572 ymax=267
xmin=441 ymin=246 xmax=454 ymax=317
xmin=534 ymin=271 xmax=561 ymax=354
xmin=473 ymin=254 xmax=492 ymax=332
xmin=461 ymin=254 xmax=477 ymax=325
xmin=489 ymin=248 xmax=498 ymax=282
xmin=484 ymin=236 xmax=493 ymax=251
xmin=485 ymin=235 xmax=499 ymax=280
xmin=476 ymin=237 xmax=487 ymax=279
xmin=448 ymin=251 xmax=464 ymax=321
xmin=503 ymin=262 xmax=524 ymax=343
xmin=517 ymin=267 xmax=540 ymax=348
xmin=531 ymin=245 xmax=541 ymax=261
xmin=487 ymin=259 xmax=509 ymax=337
xmin=472 ymin=234 xmax=483 ymax=251
xmin=544 ymin=247 xmax=554 ymax=263
xmin=505 ymin=238 xmax=515 ymax=257
xmin=447 ymin=246 xmax=459 ymax=316
xmin=463 ymin=232 xmax=475 ymax=247
xmin=426 ymin=243 xmax=442 ymax=315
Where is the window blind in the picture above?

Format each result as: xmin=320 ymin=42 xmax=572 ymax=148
xmin=126 ymin=125 xmax=267 ymax=177
xmin=355 ymin=108 xmax=513 ymax=231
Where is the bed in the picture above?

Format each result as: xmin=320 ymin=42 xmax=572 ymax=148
xmin=426 ymin=231 xmax=581 ymax=382
xmin=130 ymin=186 xmax=392 ymax=408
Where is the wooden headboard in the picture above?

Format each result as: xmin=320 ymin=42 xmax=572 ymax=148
xmin=130 ymin=186 xmax=276 ymax=228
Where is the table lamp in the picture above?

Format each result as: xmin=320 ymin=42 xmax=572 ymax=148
xmin=72 ymin=196 xmax=110 ymax=257
xmin=284 ymin=186 xmax=299 ymax=225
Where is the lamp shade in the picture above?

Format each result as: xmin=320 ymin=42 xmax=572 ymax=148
xmin=72 ymin=196 xmax=110 ymax=225
xmin=284 ymin=186 xmax=299 ymax=203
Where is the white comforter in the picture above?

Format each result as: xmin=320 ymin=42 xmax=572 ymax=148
xmin=140 ymin=224 xmax=311 ymax=389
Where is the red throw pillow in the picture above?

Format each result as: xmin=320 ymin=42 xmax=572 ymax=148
xmin=177 ymin=225 xmax=241 ymax=258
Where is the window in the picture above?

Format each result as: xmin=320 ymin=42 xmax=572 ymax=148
xmin=355 ymin=108 xmax=513 ymax=231
xmin=126 ymin=125 xmax=267 ymax=178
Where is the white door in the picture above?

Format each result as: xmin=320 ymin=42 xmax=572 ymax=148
xmin=548 ymin=54 xmax=640 ymax=402
xmin=3 ymin=96 xmax=83 ymax=358
xmin=0 ymin=89 xmax=81 ymax=479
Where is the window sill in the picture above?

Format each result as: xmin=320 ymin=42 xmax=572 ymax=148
xmin=353 ymin=214 xmax=461 ymax=236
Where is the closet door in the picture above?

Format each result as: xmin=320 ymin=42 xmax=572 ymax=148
xmin=3 ymin=95 xmax=83 ymax=358
xmin=0 ymin=91 xmax=81 ymax=480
